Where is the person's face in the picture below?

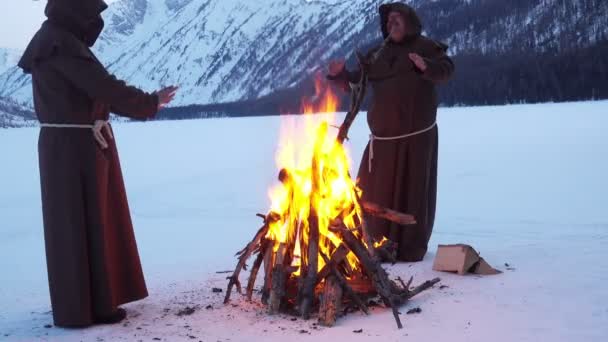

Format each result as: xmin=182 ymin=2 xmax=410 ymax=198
xmin=387 ymin=11 xmax=406 ymax=42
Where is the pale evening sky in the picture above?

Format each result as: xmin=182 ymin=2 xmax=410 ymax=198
xmin=0 ymin=0 xmax=118 ymax=50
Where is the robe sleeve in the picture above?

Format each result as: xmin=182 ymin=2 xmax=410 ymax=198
xmin=48 ymin=55 xmax=159 ymax=120
xmin=327 ymin=68 xmax=361 ymax=93
xmin=416 ymin=41 xmax=455 ymax=84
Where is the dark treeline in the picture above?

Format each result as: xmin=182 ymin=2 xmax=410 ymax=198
xmin=440 ymin=40 xmax=608 ymax=106
xmin=158 ymin=39 xmax=608 ymax=120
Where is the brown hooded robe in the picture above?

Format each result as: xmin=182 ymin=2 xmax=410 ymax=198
xmin=331 ymin=3 xmax=454 ymax=261
xmin=18 ymin=0 xmax=159 ymax=327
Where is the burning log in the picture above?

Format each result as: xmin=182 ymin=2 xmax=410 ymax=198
xmin=318 ymin=274 xmax=343 ymax=327
xmin=360 ymin=201 xmax=416 ymax=226
xmin=333 ymin=224 xmax=403 ymax=327
xmin=299 ymin=130 xmax=323 ymax=319
xmin=269 ymin=243 xmax=288 ymax=314
xmin=317 ymin=244 xmax=349 ymax=282
xmin=360 ymin=216 xmax=376 ymax=257
xmin=299 ymin=213 xmax=319 ymax=319
xmin=261 ymin=242 xmax=274 ymax=304
xmin=334 ymin=224 xmax=440 ymax=329
xmin=320 ymin=252 xmax=369 ymax=319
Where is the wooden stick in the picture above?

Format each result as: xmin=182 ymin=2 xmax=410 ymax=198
xmin=404 ymin=278 xmax=441 ymax=300
xmin=361 ymin=200 xmax=416 ymax=226
xmin=317 ymin=244 xmax=349 ymax=282
xmin=360 ymin=215 xmax=376 ymax=257
xmin=300 ymin=211 xmax=319 ymax=319
xmin=336 ymin=36 xmax=391 ymax=144
xmin=261 ymin=242 xmax=274 ymax=305
xmin=396 ymin=276 xmax=413 ymax=291
xmin=269 ymin=243 xmax=288 ymax=314
xmin=336 ymin=225 xmax=404 ymax=329
xmin=337 ymin=68 xmax=368 ymax=144
xmin=224 ymin=222 xmax=271 ymax=304
xmin=246 ymin=239 xmax=270 ymax=301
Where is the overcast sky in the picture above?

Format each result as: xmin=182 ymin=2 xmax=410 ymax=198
xmin=0 ymin=0 xmax=117 ymax=50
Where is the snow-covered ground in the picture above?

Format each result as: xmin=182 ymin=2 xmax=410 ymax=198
xmin=0 ymin=101 xmax=607 ymax=341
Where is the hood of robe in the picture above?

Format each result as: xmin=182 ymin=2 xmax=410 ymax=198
xmin=379 ymin=2 xmax=422 ymax=40
xmin=18 ymin=0 xmax=108 ymax=74
xmin=45 ymin=0 xmax=109 ymax=47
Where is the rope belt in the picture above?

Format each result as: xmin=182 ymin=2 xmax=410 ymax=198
xmin=40 ymin=123 xmax=97 ymax=128
xmin=368 ymin=121 xmax=437 ymax=173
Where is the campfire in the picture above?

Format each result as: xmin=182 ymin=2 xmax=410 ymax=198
xmin=224 ymin=77 xmax=440 ymax=329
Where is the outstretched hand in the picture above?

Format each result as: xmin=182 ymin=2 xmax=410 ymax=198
xmin=155 ymin=86 xmax=179 ymax=109
xmin=408 ymin=53 xmax=427 ymax=72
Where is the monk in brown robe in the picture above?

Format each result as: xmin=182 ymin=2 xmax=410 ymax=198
xmin=18 ymin=0 xmax=178 ymax=327
xmin=328 ymin=3 xmax=454 ymax=262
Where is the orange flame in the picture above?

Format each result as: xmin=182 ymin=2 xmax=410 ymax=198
xmin=266 ymin=76 xmax=362 ymax=276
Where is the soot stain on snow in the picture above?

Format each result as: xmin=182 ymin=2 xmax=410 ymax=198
xmin=407 ymin=307 xmax=422 ymax=314
xmin=176 ymin=306 xmax=199 ymax=316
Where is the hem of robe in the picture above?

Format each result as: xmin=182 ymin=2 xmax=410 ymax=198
xmin=53 ymin=292 xmax=149 ymax=327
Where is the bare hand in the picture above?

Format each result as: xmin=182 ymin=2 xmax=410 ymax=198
xmin=328 ymin=60 xmax=346 ymax=77
xmin=408 ymin=53 xmax=427 ymax=72
xmin=92 ymin=120 xmax=113 ymax=149
xmin=155 ymin=86 xmax=179 ymax=109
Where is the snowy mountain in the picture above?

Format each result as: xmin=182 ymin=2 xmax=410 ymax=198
xmin=0 ymin=0 xmax=606 ymax=113
xmin=0 ymin=97 xmax=35 ymax=128
xmin=0 ymin=48 xmax=21 ymax=75
xmin=98 ymin=0 xmax=383 ymax=105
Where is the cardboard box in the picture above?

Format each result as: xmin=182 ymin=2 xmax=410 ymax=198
xmin=432 ymin=244 xmax=501 ymax=275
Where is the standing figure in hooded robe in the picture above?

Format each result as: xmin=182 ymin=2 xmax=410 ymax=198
xmin=18 ymin=0 xmax=178 ymax=327
xmin=328 ymin=2 xmax=454 ymax=262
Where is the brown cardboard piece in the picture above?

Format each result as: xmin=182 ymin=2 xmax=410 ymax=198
xmin=432 ymin=244 xmax=502 ymax=275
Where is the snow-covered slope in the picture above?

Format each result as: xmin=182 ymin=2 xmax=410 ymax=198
xmin=0 ymin=0 xmax=606 ymax=108
xmin=102 ymin=0 xmax=382 ymax=105
xmin=0 ymin=97 xmax=35 ymax=128
xmin=0 ymin=48 xmax=21 ymax=75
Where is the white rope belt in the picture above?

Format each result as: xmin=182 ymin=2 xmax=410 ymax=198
xmin=368 ymin=121 xmax=437 ymax=173
xmin=40 ymin=123 xmax=96 ymax=128
xmin=40 ymin=120 xmax=111 ymax=129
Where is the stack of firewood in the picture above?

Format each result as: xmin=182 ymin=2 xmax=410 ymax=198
xmin=224 ymin=170 xmax=440 ymax=329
